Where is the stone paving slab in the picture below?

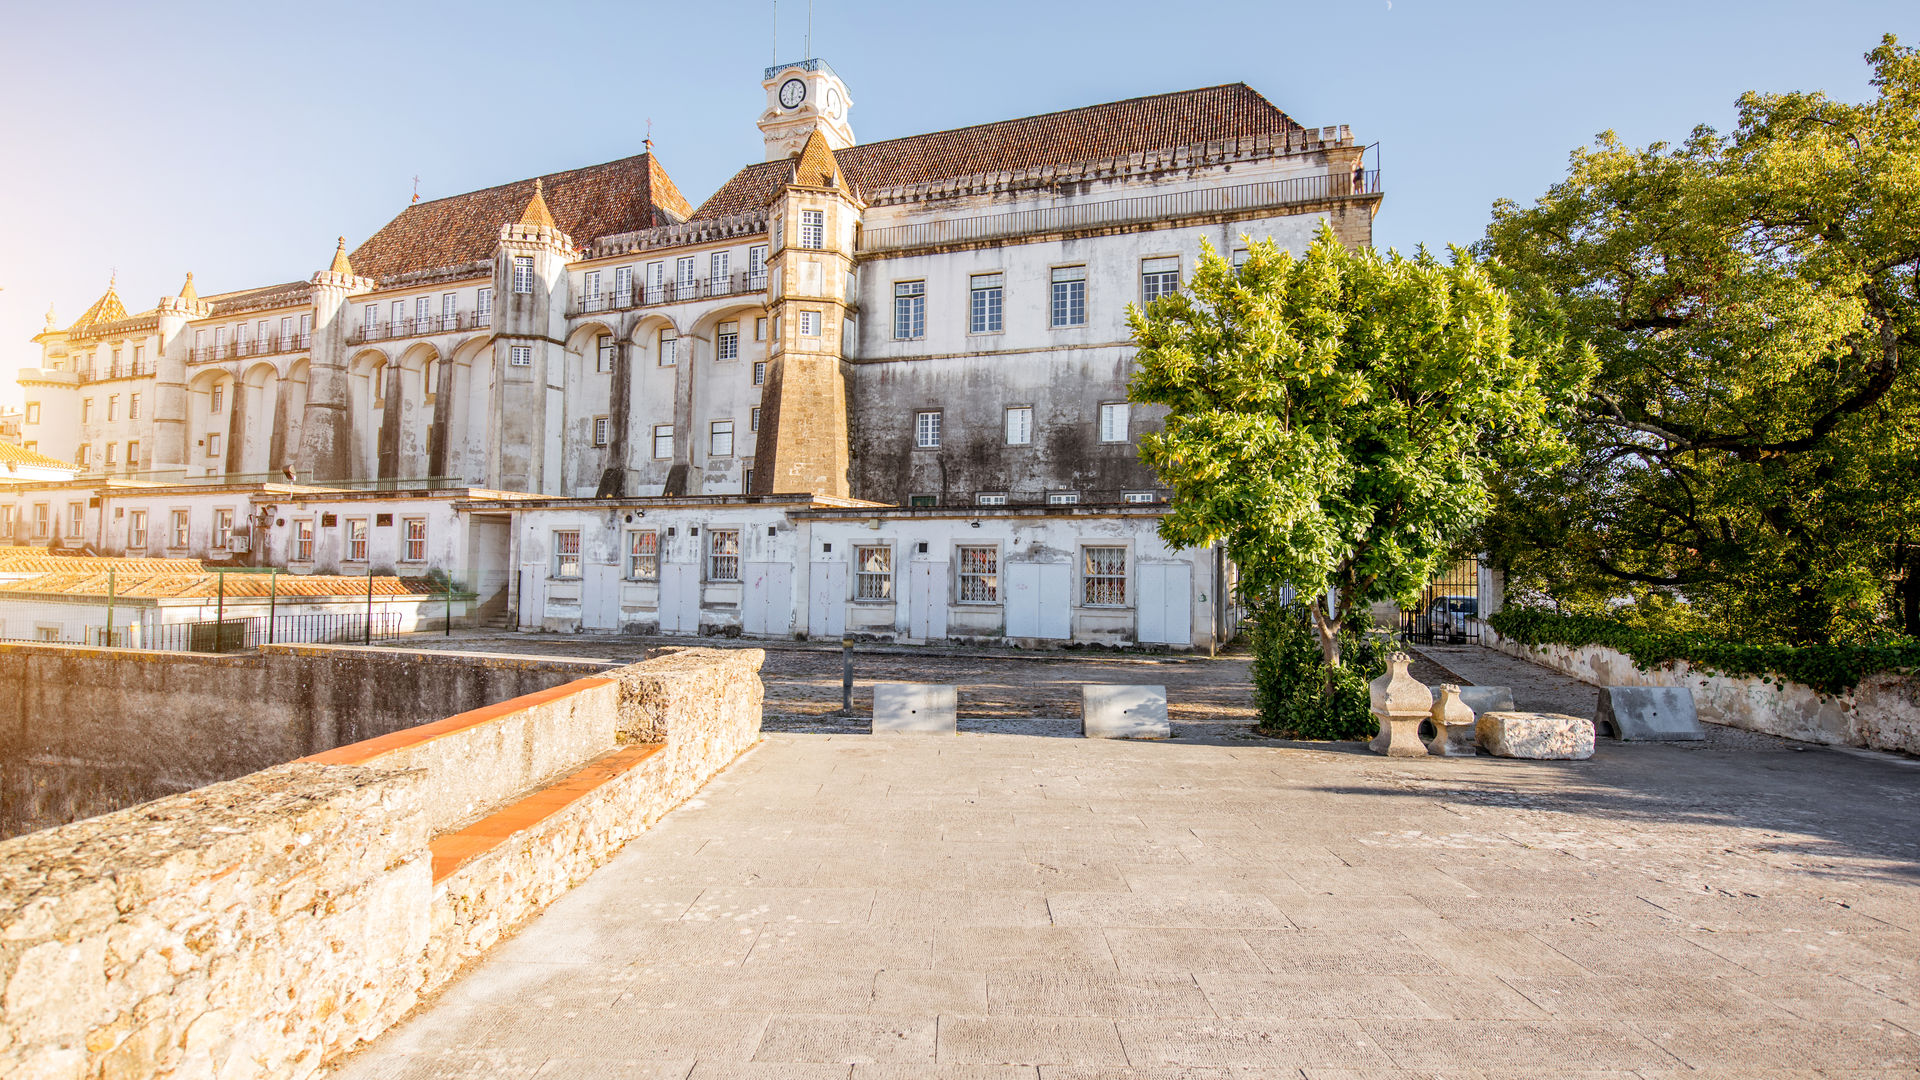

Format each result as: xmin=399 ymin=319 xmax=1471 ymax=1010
xmin=331 ymin=684 xmax=1920 ymax=1078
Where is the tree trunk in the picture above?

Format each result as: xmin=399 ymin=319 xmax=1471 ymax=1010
xmin=1308 ymin=603 xmax=1343 ymax=694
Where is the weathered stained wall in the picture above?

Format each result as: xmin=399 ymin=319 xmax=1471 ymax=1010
xmin=0 ymin=642 xmax=610 ymax=840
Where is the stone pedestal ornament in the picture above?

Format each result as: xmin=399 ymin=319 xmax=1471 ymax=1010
xmin=1476 ymin=711 xmax=1595 ymax=759
xmin=1427 ymin=683 xmax=1478 ymax=756
xmin=1368 ymin=652 xmax=1433 ymax=757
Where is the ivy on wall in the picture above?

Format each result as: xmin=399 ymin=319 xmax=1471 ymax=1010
xmin=1487 ymin=607 xmax=1920 ymax=697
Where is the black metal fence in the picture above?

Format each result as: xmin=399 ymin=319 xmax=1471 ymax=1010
xmin=1400 ymin=559 xmax=1485 ymax=645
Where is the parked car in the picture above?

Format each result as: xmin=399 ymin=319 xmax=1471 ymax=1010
xmin=1422 ymin=595 xmax=1478 ymax=642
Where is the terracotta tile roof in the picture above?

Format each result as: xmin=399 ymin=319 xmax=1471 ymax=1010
xmin=350 ymin=153 xmax=694 ymax=280
xmin=0 ymin=443 xmax=79 ymax=471
xmin=696 ymin=83 xmax=1303 ymax=218
xmin=0 ymin=572 xmax=435 ymax=599
xmin=0 ymin=554 xmax=202 ymax=575
xmin=66 ymin=281 xmax=129 ymax=334
xmin=203 ymin=280 xmax=312 ymax=315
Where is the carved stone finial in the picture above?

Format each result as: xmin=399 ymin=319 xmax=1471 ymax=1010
xmin=1428 ymin=683 xmax=1478 ymax=757
xmin=43 ymin=303 xmax=56 ymax=330
xmin=1368 ymin=652 xmax=1433 ymax=757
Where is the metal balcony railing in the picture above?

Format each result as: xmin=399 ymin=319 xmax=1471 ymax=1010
xmin=188 ymin=332 xmax=312 ymax=364
xmin=349 ymin=311 xmax=489 ymax=345
xmin=569 ymin=271 xmax=769 ymax=317
xmin=860 ymin=170 xmax=1383 ymax=254
xmin=77 ymin=360 xmax=156 ymax=382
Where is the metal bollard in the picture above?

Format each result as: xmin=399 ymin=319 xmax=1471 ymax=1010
xmin=842 ymin=637 xmax=854 ymax=715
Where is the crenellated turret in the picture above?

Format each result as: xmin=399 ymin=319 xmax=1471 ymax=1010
xmin=297 ymin=238 xmax=375 ymax=481
xmin=489 ymin=180 xmax=577 ymax=493
xmin=151 ymin=272 xmax=210 ymax=473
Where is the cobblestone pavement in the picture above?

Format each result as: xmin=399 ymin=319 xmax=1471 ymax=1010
xmin=336 ymin=644 xmax=1920 ymax=1079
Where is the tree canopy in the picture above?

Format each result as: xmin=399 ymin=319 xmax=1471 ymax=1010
xmin=1128 ymin=225 xmax=1575 ymax=675
xmin=1480 ymin=35 xmax=1920 ymax=645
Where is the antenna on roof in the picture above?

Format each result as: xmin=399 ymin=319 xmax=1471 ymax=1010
xmin=771 ymin=0 xmax=777 ymax=63
xmin=806 ymin=0 xmax=813 ymax=57
xmin=411 ymin=175 xmax=420 ymax=204
xmin=645 ymin=118 xmax=654 ymax=154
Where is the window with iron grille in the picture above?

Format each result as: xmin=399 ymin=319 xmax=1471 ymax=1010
xmin=347 ymin=519 xmax=368 ymax=561
xmin=281 ymin=315 xmax=294 ymax=343
xmin=710 ymin=419 xmax=734 ymax=457
xmin=403 ymin=518 xmax=426 ymax=561
xmin=596 ymin=334 xmax=616 ymax=373
xmin=508 ymin=345 xmax=533 ymax=367
xmin=392 ymin=300 xmax=406 ymax=329
xmin=512 ymin=256 xmax=535 ymax=294
xmin=552 ymin=530 xmax=582 ymax=578
xmin=798 ymin=310 xmax=819 ymax=336
xmin=969 ymin=273 xmax=1004 ymax=333
xmin=717 ymin=321 xmax=739 ymax=360
xmin=1005 ymin=405 xmax=1032 ymax=446
xmin=1050 ymin=265 xmax=1087 ymax=327
xmin=957 ymin=545 xmax=999 ymax=602
xmin=294 ymin=518 xmax=313 ymax=560
xmin=915 ymin=410 xmax=941 ymax=448
xmin=893 ymin=281 xmax=925 ymax=339
xmin=707 ymin=528 xmax=740 ymax=581
xmin=652 ymin=424 xmax=674 ymax=459
xmin=1099 ymin=401 xmax=1130 ymax=443
xmin=1141 ymin=256 xmax=1180 ymax=304
xmin=854 ymin=545 xmax=892 ymax=600
xmin=799 ymin=210 xmax=824 ymax=249
xmin=442 ymin=293 xmax=457 ymax=326
xmin=1083 ymin=546 xmax=1127 ymax=606
xmin=627 ymin=529 xmax=658 ymax=580
xmin=593 ymin=416 xmax=610 ymax=446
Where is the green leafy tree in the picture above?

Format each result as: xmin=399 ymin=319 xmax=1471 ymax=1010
xmin=1481 ymin=36 xmax=1920 ymax=644
xmin=1128 ymin=225 xmax=1575 ymax=689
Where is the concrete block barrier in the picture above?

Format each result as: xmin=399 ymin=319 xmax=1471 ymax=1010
xmin=1082 ymin=684 xmax=1171 ymax=739
xmin=873 ymin=683 xmax=957 ymax=733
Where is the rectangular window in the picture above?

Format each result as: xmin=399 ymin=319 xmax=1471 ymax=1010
xmin=799 ymin=209 xmax=824 ymax=249
xmin=128 ymin=510 xmax=146 ymax=549
xmin=512 ymin=256 xmax=535 ymax=294
xmin=1 ymin=505 xmax=13 ymax=540
xmin=1123 ymin=491 xmax=1157 ymax=504
xmin=105 ymin=443 xmax=118 ymax=466
xmin=126 ymin=440 xmax=138 ymax=466
xmin=627 ymin=529 xmax=659 ymax=580
xmin=509 ymin=345 xmax=532 ymax=367
xmin=32 ymin=504 xmax=48 ymax=538
xmin=403 ymin=518 xmax=426 ymax=561
xmin=614 ymin=265 xmax=633 ymax=303
xmin=676 ymin=256 xmax=696 ymax=294
xmin=77 ymin=444 xmax=93 ymax=468
xmin=893 ymin=281 xmax=925 ymax=339
xmin=213 ymin=508 xmax=233 ymax=549
xmin=23 ymin=402 xmax=38 ymax=424
xmin=133 ymin=344 xmax=145 ymax=368
xmin=129 ymin=393 xmax=141 ymax=420
xmin=362 ymin=303 xmax=379 ymax=334
xmin=211 ymin=386 xmax=222 ymax=413
xmin=347 ymin=519 xmax=368 ymax=561
xmin=414 ymin=296 xmax=432 ymax=327
xmin=216 ymin=327 xmax=228 ymax=352
xmin=749 ymin=406 xmax=761 ymax=432
xmin=854 ymin=545 xmax=893 ymax=601
xmin=279 ymin=315 xmax=294 ymax=345
xmin=1051 ymin=265 xmax=1087 ymax=327
xmin=710 ymin=251 xmax=730 ymax=287
xmin=596 ymin=334 xmax=615 ymax=373
xmin=658 ymin=328 xmax=677 ymax=366
xmin=754 ymin=316 xmax=767 ymax=341
xmin=441 ymin=293 xmax=457 ymax=326
xmin=915 ymin=410 xmax=941 ymax=449
xmin=1048 ymin=491 xmax=1081 ymax=505
xmin=744 ymin=467 xmax=755 ymax=493
xmin=1005 ymin=405 xmax=1033 ymax=446
xmin=710 ymin=419 xmax=734 ymax=457
xmin=67 ymin=502 xmax=83 ymax=538
xmin=752 ymin=361 xmax=766 ymax=386
xmin=707 ymin=528 xmax=741 ymax=581
xmin=970 ymin=272 xmax=1004 ymax=333
xmin=652 ymin=424 xmax=674 ymax=459
xmin=1231 ymin=246 xmax=1251 ymax=268
xmin=1099 ymin=402 xmax=1130 ymax=443
xmin=172 ymin=509 xmax=191 ymax=549
xmin=295 ymin=518 xmax=313 ymax=560
xmin=583 ymin=270 xmax=601 ymax=299
xmin=592 ymin=415 xmax=610 ymax=446
xmin=1084 ymin=546 xmax=1128 ymax=606
xmin=107 ymin=396 xmax=118 ymax=422
xmin=552 ymin=530 xmax=582 ymax=578
xmin=748 ymin=244 xmax=768 ymax=284
xmin=958 ymin=545 xmax=999 ymax=603
xmin=645 ymin=261 xmax=665 ymax=302
xmin=798 ymin=310 xmax=820 ymax=336
xmin=233 ymin=324 xmax=248 ymax=348
xmin=477 ymin=287 xmax=493 ymax=316
xmin=207 ymin=432 xmax=222 ymax=459
xmin=300 ymin=313 xmax=312 ymax=337
xmin=392 ymin=300 xmax=407 ymax=328
xmin=1142 ymin=256 xmax=1181 ymax=304
xmin=717 ymin=320 xmax=739 ymax=360
xmin=81 ymin=398 xmax=92 ymax=423
xmin=976 ymin=492 xmax=1007 ymax=506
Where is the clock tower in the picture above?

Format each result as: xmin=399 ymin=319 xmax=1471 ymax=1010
xmin=759 ymin=59 xmax=855 ymax=161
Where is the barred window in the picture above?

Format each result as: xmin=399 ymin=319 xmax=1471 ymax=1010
xmin=717 ymin=320 xmax=739 ymax=360
xmin=854 ymin=545 xmax=893 ymax=601
xmin=893 ymin=280 xmax=925 ymax=339
xmin=552 ymin=529 xmax=582 ymax=578
xmin=1051 ymin=265 xmax=1087 ymax=327
xmin=800 ymin=209 xmax=824 ymax=249
xmin=1141 ymin=256 xmax=1180 ymax=304
xmin=708 ymin=528 xmax=740 ymax=582
xmin=915 ymin=410 xmax=941 ymax=448
xmin=512 ymin=256 xmax=535 ymax=294
xmin=969 ymin=272 xmax=1004 ymax=334
xmin=347 ymin=519 xmax=368 ymax=561
xmin=628 ymin=529 xmax=658 ymax=580
xmin=403 ymin=518 xmax=426 ymax=562
xmin=957 ymin=545 xmax=999 ymax=603
xmin=1083 ymin=546 xmax=1127 ymax=606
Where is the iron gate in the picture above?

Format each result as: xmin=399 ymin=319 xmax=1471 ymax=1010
xmin=1400 ymin=558 xmax=1485 ymax=645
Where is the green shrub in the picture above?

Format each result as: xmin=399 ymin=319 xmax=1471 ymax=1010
xmin=1250 ymin=603 xmax=1388 ymax=740
xmin=1488 ymin=606 xmax=1920 ymax=696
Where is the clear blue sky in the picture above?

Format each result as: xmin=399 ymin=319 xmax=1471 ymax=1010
xmin=0 ymin=0 xmax=1910 ymax=406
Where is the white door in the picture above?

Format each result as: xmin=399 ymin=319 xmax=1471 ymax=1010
xmin=909 ymin=562 xmax=948 ymax=641
xmin=1036 ymin=562 xmax=1071 ymax=639
xmin=1006 ymin=561 xmax=1068 ymax=639
xmin=585 ymin=563 xmax=621 ymax=630
xmin=743 ymin=561 xmax=791 ymax=637
xmin=1137 ymin=562 xmax=1193 ymax=645
xmin=808 ymin=561 xmax=846 ymax=638
xmin=517 ymin=564 xmax=543 ymax=629
xmin=659 ymin=562 xmax=701 ymax=634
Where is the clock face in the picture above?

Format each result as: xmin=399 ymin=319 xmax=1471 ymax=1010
xmin=779 ymin=78 xmax=806 ymax=109
xmin=826 ymin=87 xmax=843 ymax=119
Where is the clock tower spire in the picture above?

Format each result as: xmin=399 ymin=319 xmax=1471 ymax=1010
xmin=759 ymin=58 xmax=854 ymax=161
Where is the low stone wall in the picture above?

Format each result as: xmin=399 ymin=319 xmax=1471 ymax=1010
xmin=1481 ymin=625 xmax=1920 ymax=754
xmin=0 ymin=647 xmax=764 ymax=1080
xmin=0 ymin=643 xmax=611 ymax=840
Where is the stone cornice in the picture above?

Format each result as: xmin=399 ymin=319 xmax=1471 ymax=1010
xmin=310 ymin=269 xmax=376 ymax=294
xmin=590 ymin=211 xmax=770 ymax=260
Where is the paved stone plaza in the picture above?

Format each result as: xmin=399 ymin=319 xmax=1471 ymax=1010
xmin=333 ymin=645 xmax=1920 ymax=1078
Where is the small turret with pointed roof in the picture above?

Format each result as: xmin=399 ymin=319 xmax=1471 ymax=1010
xmin=66 ymin=274 xmax=129 ymax=335
xmin=329 ymin=236 xmax=354 ymax=276
xmin=519 ymin=178 xmax=557 ymax=230
xmin=311 ymin=235 xmax=372 ymax=294
xmin=792 ymin=127 xmax=845 ymax=190
xmin=177 ymin=272 xmax=198 ymax=303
